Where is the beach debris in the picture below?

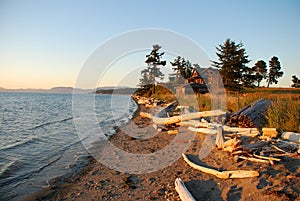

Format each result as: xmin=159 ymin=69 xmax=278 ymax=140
xmin=229 ymin=99 xmax=272 ymax=128
xmin=281 ymin=132 xmax=300 ymax=143
xmin=182 ymin=154 xmax=259 ymax=179
xmin=140 ymin=110 xmax=226 ymax=125
xmin=133 ymin=95 xmax=166 ymax=107
xmin=223 ymin=126 xmax=260 ymax=136
xmin=167 ymin=130 xmax=179 ymax=135
xmin=237 ymin=156 xmax=271 ymax=164
xmin=175 ymin=178 xmax=196 ymax=201
xmin=222 ymin=137 xmax=241 ymax=153
xmin=187 ymin=127 xmax=218 ymax=134
xmin=216 ymin=125 xmax=225 ymax=149
xmin=262 ymin=128 xmax=278 ymax=138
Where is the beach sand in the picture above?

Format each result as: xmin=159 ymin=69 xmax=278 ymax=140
xmin=26 ymin=103 xmax=300 ymax=201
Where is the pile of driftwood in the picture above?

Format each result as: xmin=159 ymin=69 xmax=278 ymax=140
xmin=229 ymin=99 xmax=272 ymax=128
xmin=137 ymin=97 xmax=299 ymax=201
xmin=133 ymin=95 xmax=166 ymax=108
xmin=138 ymin=97 xmax=299 ymax=165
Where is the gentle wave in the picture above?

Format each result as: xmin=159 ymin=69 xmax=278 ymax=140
xmin=0 ymin=159 xmax=23 ymax=183
xmin=0 ymin=136 xmax=42 ymax=151
xmin=0 ymin=93 xmax=137 ymax=200
xmin=26 ymin=117 xmax=73 ymax=131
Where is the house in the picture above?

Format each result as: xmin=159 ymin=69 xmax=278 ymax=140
xmin=175 ymin=67 xmax=220 ymax=95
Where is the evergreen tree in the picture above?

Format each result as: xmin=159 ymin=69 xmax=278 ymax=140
xmin=266 ymin=56 xmax=283 ymax=88
xmin=252 ymin=60 xmax=267 ymax=87
xmin=291 ymin=75 xmax=300 ymax=88
xmin=170 ymin=56 xmax=193 ymax=83
xmin=139 ymin=68 xmax=151 ymax=89
xmin=143 ymin=44 xmax=166 ymax=94
xmin=212 ymin=39 xmax=251 ymax=91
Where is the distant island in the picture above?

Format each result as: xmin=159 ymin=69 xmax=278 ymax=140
xmin=0 ymin=86 xmax=137 ymax=95
xmin=95 ymin=87 xmax=137 ymax=94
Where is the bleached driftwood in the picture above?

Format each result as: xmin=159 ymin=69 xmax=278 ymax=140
xmin=187 ymin=127 xmax=218 ymax=134
xmin=238 ymin=156 xmax=270 ymax=164
xmin=177 ymin=120 xmax=214 ymax=128
xmin=222 ymin=137 xmax=241 ymax=153
xmin=262 ymin=128 xmax=278 ymax=138
xmin=181 ymin=123 xmax=259 ymax=136
xmin=253 ymin=153 xmax=280 ymax=165
xmin=281 ymin=132 xmax=300 ymax=143
xmin=175 ymin=178 xmax=196 ymax=201
xmin=271 ymin=145 xmax=287 ymax=153
xmin=182 ymin=154 xmax=259 ymax=179
xmin=223 ymin=126 xmax=260 ymax=136
xmin=168 ymin=130 xmax=179 ymax=135
xmin=140 ymin=110 xmax=226 ymax=125
xmin=216 ymin=125 xmax=225 ymax=149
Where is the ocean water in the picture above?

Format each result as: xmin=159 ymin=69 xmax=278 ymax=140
xmin=0 ymin=92 xmax=137 ymax=200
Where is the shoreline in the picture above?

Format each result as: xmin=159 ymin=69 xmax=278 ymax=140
xmin=25 ymin=97 xmax=300 ymax=201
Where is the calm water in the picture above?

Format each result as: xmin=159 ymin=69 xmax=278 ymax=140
xmin=0 ymin=92 xmax=137 ymax=200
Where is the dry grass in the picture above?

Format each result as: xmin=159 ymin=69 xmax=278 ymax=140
xmin=138 ymin=86 xmax=300 ymax=133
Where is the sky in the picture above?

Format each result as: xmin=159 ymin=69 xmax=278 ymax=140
xmin=0 ymin=0 xmax=299 ymax=89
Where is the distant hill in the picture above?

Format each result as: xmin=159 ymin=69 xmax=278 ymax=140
xmin=0 ymin=86 xmax=92 ymax=94
xmin=0 ymin=86 xmax=136 ymax=94
xmin=95 ymin=87 xmax=137 ymax=94
xmin=49 ymin=87 xmax=93 ymax=94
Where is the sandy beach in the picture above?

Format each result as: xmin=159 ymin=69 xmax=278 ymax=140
xmin=26 ymin=101 xmax=300 ymax=201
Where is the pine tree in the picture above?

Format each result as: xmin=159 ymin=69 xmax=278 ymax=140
xmin=252 ymin=60 xmax=267 ymax=87
xmin=291 ymin=75 xmax=300 ymax=88
xmin=266 ymin=56 xmax=283 ymax=88
xmin=143 ymin=44 xmax=166 ymax=94
xmin=212 ymin=39 xmax=251 ymax=91
xmin=170 ymin=56 xmax=193 ymax=83
xmin=139 ymin=68 xmax=151 ymax=89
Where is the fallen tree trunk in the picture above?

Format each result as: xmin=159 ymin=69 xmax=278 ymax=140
xmin=187 ymin=127 xmax=218 ymax=134
xmin=182 ymin=154 xmax=259 ymax=179
xmin=229 ymin=99 xmax=272 ymax=128
xmin=175 ymin=178 xmax=196 ymax=201
xmin=140 ymin=110 xmax=226 ymax=125
xmin=281 ymin=132 xmax=300 ymax=143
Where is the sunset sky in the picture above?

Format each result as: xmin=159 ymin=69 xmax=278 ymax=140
xmin=1 ymin=0 xmax=299 ymax=89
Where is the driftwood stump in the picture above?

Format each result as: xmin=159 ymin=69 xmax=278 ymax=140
xmin=229 ymin=99 xmax=272 ymax=128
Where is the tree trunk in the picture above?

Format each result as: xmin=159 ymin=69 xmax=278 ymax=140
xmin=141 ymin=110 xmax=226 ymax=125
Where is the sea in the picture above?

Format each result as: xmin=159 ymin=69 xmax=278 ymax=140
xmin=0 ymin=92 xmax=137 ymax=200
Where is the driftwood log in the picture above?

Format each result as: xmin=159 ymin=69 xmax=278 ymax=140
xmin=229 ymin=99 xmax=272 ymax=128
xmin=281 ymin=132 xmax=300 ymax=143
xmin=182 ymin=154 xmax=259 ymax=179
xmin=140 ymin=110 xmax=225 ymax=125
xmin=175 ymin=178 xmax=196 ymax=201
xmin=216 ymin=125 xmax=225 ymax=149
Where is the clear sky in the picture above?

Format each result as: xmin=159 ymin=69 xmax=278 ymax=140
xmin=1 ymin=0 xmax=299 ymax=89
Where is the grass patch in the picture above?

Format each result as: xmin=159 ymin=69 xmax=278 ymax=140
xmin=135 ymin=86 xmax=300 ymax=132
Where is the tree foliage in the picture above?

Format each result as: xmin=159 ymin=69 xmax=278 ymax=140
xmin=252 ymin=60 xmax=267 ymax=87
xmin=267 ymin=56 xmax=283 ymax=87
xmin=170 ymin=56 xmax=193 ymax=83
xmin=291 ymin=75 xmax=300 ymax=88
xmin=139 ymin=44 xmax=166 ymax=93
xmin=212 ymin=39 xmax=251 ymax=91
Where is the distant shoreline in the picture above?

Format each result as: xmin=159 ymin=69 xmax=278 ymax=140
xmin=0 ymin=86 xmax=138 ymax=94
